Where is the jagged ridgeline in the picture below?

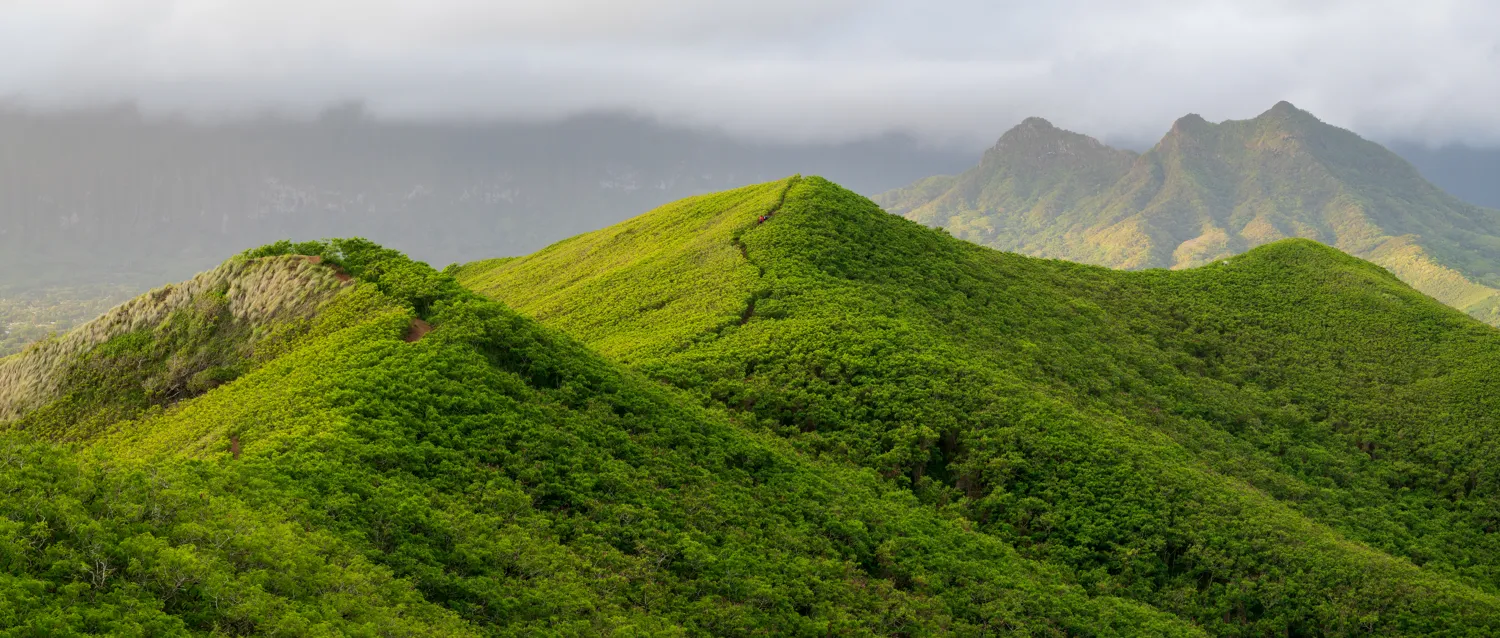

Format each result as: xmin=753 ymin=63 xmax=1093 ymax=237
xmin=876 ymin=102 xmax=1500 ymax=325
xmin=0 ymin=240 xmax=1202 ymax=634
xmin=458 ymin=176 xmax=1500 ymax=635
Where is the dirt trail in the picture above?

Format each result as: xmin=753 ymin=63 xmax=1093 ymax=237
xmin=726 ymin=176 xmax=800 ymax=329
xmin=404 ymin=318 xmax=433 ymax=342
xmin=302 ymin=255 xmax=418 ymax=338
xmin=302 ymin=255 xmax=352 ymax=282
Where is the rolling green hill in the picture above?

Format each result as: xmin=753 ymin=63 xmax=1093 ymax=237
xmin=11 ymin=170 xmax=1500 ymax=634
xmin=458 ymin=176 xmax=1500 ymax=635
xmin=875 ymin=102 xmax=1500 ymax=325
xmin=0 ymin=239 xmax=1197 ymax=635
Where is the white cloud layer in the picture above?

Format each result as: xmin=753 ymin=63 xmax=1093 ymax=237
xmin=2 ymin=0 xmax=1497 ymax=146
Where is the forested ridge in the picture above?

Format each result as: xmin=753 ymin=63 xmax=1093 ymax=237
xmin=0 ymin=238 xmax=1195 ymax=635
xmin=5 ymin=171 xmax=1500 ymax=634
xmin=458 ymin=176 xmax=1500 ymax=635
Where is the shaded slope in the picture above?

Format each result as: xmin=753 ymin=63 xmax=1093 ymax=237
xmin=459 ymin=176 xmax=1500 ymax=635
xmin=876 ymin=103 xmax=1500 ymax=324
xmin=0 ymin=240 xmax=1196 ymax=635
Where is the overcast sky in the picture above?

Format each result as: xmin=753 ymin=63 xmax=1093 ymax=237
xmin=2 ymin=0 xmax=1497 ymax=148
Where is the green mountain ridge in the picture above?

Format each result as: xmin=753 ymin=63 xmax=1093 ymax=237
xmin=0 ymin=238 xmax=1197 ymax=634
xmin=8 ymin=173 xmax=1500 ymax=634
xmin=876 ymin=102 xmax=1500 ymax=324
xmin=459 ymin=176 xmax=1500 ymax=634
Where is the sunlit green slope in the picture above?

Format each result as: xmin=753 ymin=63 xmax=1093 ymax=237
xmin=0 ymin=240 xmax=1196 ymax=635
xmin=458 ymin=176 xmax=1500 ymax=635
xmin=875 ymin=103 xmax=1500 ymax=324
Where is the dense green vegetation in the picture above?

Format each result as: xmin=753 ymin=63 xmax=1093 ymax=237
xmin=459 ymin=175 xmax=1500 ymax=635
xmin=0 ymin=238 xmax=1201 ymax=635
xmin=10 ymin=166 xmax=1500 ymax=634
xmin=875 ymin=102 xmax=1500 ymax=325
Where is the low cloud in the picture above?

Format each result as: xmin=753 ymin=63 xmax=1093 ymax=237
xmin=2 ymin=0 xmax=1496 ymax=147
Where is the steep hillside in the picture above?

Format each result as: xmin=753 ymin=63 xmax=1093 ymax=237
xmin=459 ymin=176 xmax=1500 ymax=635
xmin=0 ymin=240 xmax=1196 ymax=635
xmin=876 ymin=103 xmax=1500 ymax=324
xmin=0 ymin=253 xmax=350 ymax=436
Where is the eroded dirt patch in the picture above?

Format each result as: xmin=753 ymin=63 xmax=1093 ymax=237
xmin=302 ymin=255 xmax=353 ymax=282
xmin=404 ymin=318 xmax=434 ymax=342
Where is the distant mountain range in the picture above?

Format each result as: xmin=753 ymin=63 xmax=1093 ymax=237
xmin=0 ymin=105 xmax=972 ymax=290
xmin=3 ymin=102 xmax=1497 ymax=310
xmin=1391 ymin=141 xmax=1500 ymax=210
xmin=877 ymin=102 xmax=1500 ymax=325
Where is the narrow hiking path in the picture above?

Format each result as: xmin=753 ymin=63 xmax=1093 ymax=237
xmin=726 ymin=176 xmax=800 ymax=329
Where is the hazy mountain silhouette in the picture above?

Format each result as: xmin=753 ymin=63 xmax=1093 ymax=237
xmin=1390 ymin=141 xmax=1500 ymax=209
xmin=0 ymin=105 xmax=973 ymax=290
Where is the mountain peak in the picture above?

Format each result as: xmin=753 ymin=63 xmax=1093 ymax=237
xmin=1019 ymin=116 xmax=1058 ymax=130
xmin=874 ymin=118 xmax=1136 ymax=224
xmin=990 ymin=116 xmax=1122 ymax=160
xmin=1268 ymin=100 xmax=1304 ymax=116
xmin=1253 ymin=101 xmax=1322 ymax=130
xmin=992 ymin=116 xmax=1062 ymax=148
xmin=1169 ymin=113 xmax=1211 ymax=134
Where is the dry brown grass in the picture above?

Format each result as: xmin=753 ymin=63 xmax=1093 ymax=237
xmin=0 ymin=255 xmax=349 ymax=421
